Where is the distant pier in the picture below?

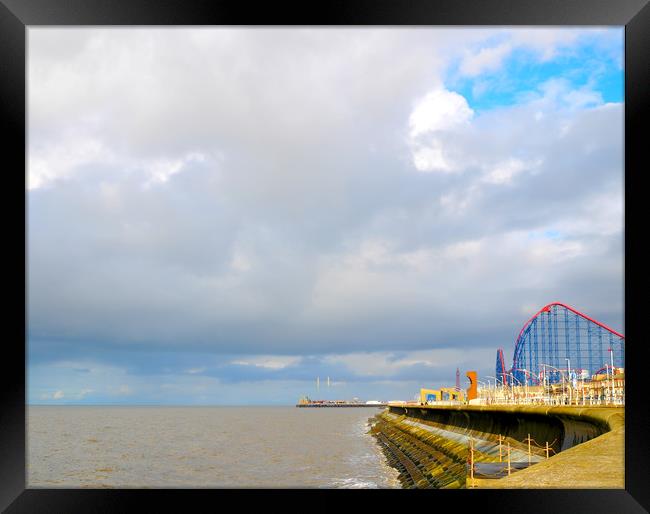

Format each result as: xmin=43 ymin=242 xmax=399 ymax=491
xmin=296 ymin=399 xmax=387 ymax=408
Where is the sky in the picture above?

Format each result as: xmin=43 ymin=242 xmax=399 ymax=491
xmin=27 ymin=27 xmax=624 ymax=405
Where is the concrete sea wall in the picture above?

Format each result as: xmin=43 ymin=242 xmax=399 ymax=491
xmin=368 ymin=404 xmax=624 ymax=489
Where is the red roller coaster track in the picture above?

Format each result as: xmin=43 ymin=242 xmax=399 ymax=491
xmin=515 ymin=302 xmax=625 ymax=345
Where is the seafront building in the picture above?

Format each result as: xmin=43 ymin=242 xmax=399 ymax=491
xmin=419 ymin=387 xmax=465 ymax=404
xmin=415 ymin=365 xmax=624 ymax=407
xmin=472 ymin=369 xmax=624 ymax=406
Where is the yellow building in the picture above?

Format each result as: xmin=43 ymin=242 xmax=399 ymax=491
xmin=420 ymin=387 xmax=464 ymax=404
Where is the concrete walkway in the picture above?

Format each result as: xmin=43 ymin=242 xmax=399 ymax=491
xmin=472 ymin=425 xmax=624 ymax=488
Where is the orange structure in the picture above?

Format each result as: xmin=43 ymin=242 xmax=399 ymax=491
xmin=466 ymin=370 xmax=478 ymax=401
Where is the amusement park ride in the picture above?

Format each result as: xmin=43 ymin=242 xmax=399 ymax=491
xmin=490 ymin=302 xmax=625 ymax=405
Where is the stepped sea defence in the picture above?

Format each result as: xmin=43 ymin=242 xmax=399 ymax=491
xmin=368 ymin=404 xmax=624 ymax=489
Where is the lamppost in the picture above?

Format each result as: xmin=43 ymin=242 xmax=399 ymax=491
xmin=477 ymin=380 xmax=488 ymax=404
xmin=608 ymin=348 xmax=615 ymax=404
xmin=566 ymin=358 xmax=572 ymax=405
xmin=523 ymin=372 xmax=528 ymax=403
xmin=575 ymin=369 xmax=585 ymax=405
xmin=540 ymin=364 xmax=565 ymax=405
xmin=512 ymin=368 xmax=534 ymax=403
xmin=504 ymin=373 xmax=523 ymax=404
xmin=603 ymin=364 xmax=613 ymax=405
xmin=540 ymin=367 xmax=548 ymax=404
xmin=487 ymin=376 xmax=502 ymax=404
xmin=485 ymin=378 xmax=492 ymax=404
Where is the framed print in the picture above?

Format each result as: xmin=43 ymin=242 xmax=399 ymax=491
xmin=1 ymin=0 xmax=648 ymax=511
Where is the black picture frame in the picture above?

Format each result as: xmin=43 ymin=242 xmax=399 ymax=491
xmin=2 ymin=0 xmax=648 ymax=511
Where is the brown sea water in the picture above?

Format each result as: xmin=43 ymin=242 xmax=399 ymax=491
xmin=27 ymin=406 xmax=400 ymax=488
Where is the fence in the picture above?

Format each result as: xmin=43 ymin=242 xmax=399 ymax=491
xmin=466 ymin=433 xmax=557 ymax=488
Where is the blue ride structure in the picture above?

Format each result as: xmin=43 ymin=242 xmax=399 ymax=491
xmin=501 ymin=303 xmax=624 ymax=386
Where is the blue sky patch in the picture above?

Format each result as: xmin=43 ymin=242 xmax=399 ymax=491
xmin=447 ymin=29 xmax=624 ymax=112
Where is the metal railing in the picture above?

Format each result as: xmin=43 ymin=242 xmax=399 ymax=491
xmin=467 ymin=433 xmax=558 ymax=487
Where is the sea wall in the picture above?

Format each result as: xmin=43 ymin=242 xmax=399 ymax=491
xmin=368 ymin=404 xmax=624 ymax=489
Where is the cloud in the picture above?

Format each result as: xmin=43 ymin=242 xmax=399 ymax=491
xmin=118 ymin=384 xmax=132 ymax=395
xmin=457 ymin=29 xmax=584 ymax=80
xmin=27 ymin=28 xmax=624 ymax=403
xmin=409 ymin=88 xmax=475 ymax=137
xmin=407 ymin=88 xmax=474 ymax=173
xmin=536 ymin=78 xmax=605 ymax=111
xmin=460 ymin=43 xmax=513 ymax=77
xmin=27 ymin=348 xmax=495 ymax=404
xmin=185 ymin=367 xmax=206 ymax=375
xmin=53 ymin=390 xmax=64 ymax=400
xmin=28 ymin=135 xmax=112 ymax=190
xmin=230 ymin=356 xmax=302 ymax=370
xmin=482 ymin=158 xmax=542 ymax=185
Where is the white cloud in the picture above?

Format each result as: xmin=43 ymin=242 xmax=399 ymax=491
xmin=230 ymin=356 xmax=301 ymax=369
xmin=28 ymin=136 xmax=112 ymax=190
xmin=79 ymin=388 xmax=94 ymax=398
xmin=482 ymin=158 xmax=542 ymax=185
xmin=457 ymin=29 xmax=584 ymax=80
xmin=510 ymin=28 xmax=580 ymax=61
xmin=142 ymin=152 xmax=207 ymax=188
xmin=439 ymin=189 xmax=474 ymax=216
xmin=407 ymin=88 xmax=474 ymax=173
xmin=563 ymin=88 xmax=604 ymax=110
xmin=408 ymin=88 xmax=474 ymax=138
xmin=411 ymin=143 xmax=454 ymax=173
xmin=324 ymin=349 xmax=492 ymax=378
xmin=53 ymin=390 xmax=64 ymax=399
xmin=532 ymin=79 xmax=605 ymax=113
xmin=28 ymin=138 xmax=209 ymax=190
xmin=527 ymin=238 xmax=585 ymax=264
xmin=118 ymin=384 xmax=132 ymax=395
xmin=459 ymin=43 xmax=512 ymax=77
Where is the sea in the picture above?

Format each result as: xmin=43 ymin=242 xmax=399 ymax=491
xmin=27 ymin=405 xmax=401 ymax=488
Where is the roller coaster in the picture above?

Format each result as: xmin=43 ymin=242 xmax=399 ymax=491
xmin=497 ymin=303 xmax=624 ymax=386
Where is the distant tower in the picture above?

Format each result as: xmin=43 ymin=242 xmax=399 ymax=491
xmin=455 ymin=368 xmax=461 ymax=391
xmin=317 ymin=376 xmax=320 ymax=392
xmin=327 ymin=376 xmax=330 ymax=388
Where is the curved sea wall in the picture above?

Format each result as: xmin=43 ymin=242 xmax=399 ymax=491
xmin=368 ymin=404 xmax=624 ymax=489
